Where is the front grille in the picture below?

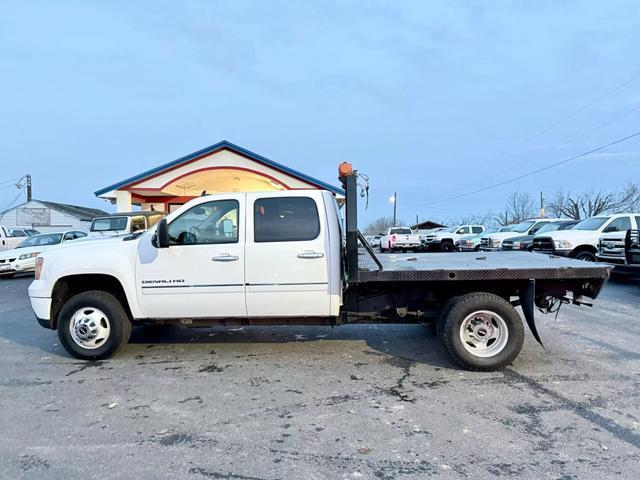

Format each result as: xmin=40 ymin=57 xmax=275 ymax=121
xmin=532 ymin=237 xmax=554 ymax=252
xmin=480 ymin=238 xmax=489 ymax=246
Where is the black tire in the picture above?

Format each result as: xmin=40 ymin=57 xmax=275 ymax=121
xmin=401 ymin=248 xmax=407 ymax=253
xmin=441 ymin=242 xmax=454 ymax=252
xmin=57 ymin=290 xmax=132 ymax=360
xmin=474 ymin=245 xmax=481 ymax=252
xmin=574 ymin=250 xmax=596 ymax=262
xmin=438 ymin=292 xmax=524 ymax=371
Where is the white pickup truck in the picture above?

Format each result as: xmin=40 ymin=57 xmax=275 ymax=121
xmin=379 ymin=227 xmax=421 ymax=253
xmin=423 ymin=225 xmax=485 ymax=252
xmin=0 ymin=226 xmax=39 ymax=251
xmin=533 ymin=213 xmax=640 ymax=262
xmin=28 ymin=164 xmax=610 ymax=371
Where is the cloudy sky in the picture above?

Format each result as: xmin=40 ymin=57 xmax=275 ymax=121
xmin=1 ymin=1 xmax=639 ymax=225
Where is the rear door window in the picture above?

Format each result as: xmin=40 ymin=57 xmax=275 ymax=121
xmin=472 ymin=226 xmax=483 ymax=234
xmin=254 ymin=197 xmax=320 ymax=242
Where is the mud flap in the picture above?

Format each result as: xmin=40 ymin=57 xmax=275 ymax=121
xmin=519 ymin=279 xmax=544 ymax=348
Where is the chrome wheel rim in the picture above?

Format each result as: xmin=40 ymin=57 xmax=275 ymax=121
xmin=459 ymin=310 xmax=509 ymax=358
xmin=69 ymin=307 xmax=110 ymax=349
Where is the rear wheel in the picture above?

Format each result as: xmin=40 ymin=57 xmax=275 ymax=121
xmin=57 ymin=290 xmax=132 ymax=360
xmin=437 ymin=292 xmax=524 ymax=371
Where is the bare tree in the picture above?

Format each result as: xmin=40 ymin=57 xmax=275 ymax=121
xmin=495 ymin=191 xmax=535 ymax=225
xmin=364 ymin=216 xmax=404 ymax=234
xmin=547 ymin=183 xmax=640 ymax=220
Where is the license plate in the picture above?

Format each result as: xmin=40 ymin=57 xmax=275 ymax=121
xmin=0 ymin=264 xmax=10 ymax=271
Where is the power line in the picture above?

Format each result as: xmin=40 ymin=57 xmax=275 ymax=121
xmin=411 ymin=130 xmax=640 ymax=208
xmin=471 ymin=70 xmax=640 ymax=172
xmin=467 ymin=102 xmax=640 ymax=187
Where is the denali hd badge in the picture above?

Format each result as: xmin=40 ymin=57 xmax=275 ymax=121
xmin=141 ymin=279 xmax=186 ymax=285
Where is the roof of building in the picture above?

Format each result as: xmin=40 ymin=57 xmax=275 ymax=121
xmin=0 ymin=199 xmax=109 ymax=222
xmin=37 ymin=201 xmax=109 ymax=221
xmin=94 ymin=140 xmax=344 ymax=196
xmin=411 ymin=220 xmax=446 ymax=230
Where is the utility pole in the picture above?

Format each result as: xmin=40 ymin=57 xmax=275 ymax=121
xmin=26 ymin=174 xmax=32 ymax=201
xmin=539 ymin=191 xmax=544 ymax=218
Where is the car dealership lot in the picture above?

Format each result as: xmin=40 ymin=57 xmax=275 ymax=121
xmin=1 ymin=274 xmax=639 ymax=479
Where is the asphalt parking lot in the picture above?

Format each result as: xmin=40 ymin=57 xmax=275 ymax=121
xmin=1 ymin=273 xmax=639 ymax=480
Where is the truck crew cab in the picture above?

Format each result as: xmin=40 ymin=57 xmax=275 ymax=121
xmin=29 ymin=164 xmax=610 ymax=371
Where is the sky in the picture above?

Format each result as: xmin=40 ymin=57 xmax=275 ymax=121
xmin=1 ymin=0 xmax=639 ymax=226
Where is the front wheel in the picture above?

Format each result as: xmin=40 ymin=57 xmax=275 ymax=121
xmin=57 ymin=290 xmax=132 ymax=360
xmin=437 ymin=292 xmax=524 ymax=371
xmin=441 ymin=242 xmax=454 ymax=252
xmin=574 ymin=250 xmax=596 ymax=262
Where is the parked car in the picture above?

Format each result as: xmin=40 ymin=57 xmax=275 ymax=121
xmin=456 ymin=227 xmax=511 ymax=251
xmin=0 ymin=230 xmax=87 ymax=277
xmin=480 ymin=219 xmax=553 ymax=251
xmin=88 ymin=211 xmax=166 ymax=237
xmin=365 ymin=235 xmax=381 ymax=249
xmin=423 ymin=225 xmax=485 ymax=252
xmin=533 ymin=213 xmax=640 ymax=261
xmin=501 ymin=220 xmax=578 ymax=252
xmin=379 ymin=226 xmax=422 ymax=253
xmin=0 ymin=226 xmax=40 ymax=251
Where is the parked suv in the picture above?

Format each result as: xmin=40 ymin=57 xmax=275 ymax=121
xmin=501 ymin=220 xmax=578 ymax=252
xmin=480 ymin=219 xmax=552 ymax=251
xmin=533 ymin=213 xmax=640 ymax=261
xmin=424 ymin=225 xmax=484 ymax=252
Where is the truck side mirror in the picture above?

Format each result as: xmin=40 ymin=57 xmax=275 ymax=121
xmin=154 ymin=219 xmax=170 ymax=248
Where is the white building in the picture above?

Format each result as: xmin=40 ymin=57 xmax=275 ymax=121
xmin=0 ymin=199 xmax=109 ymax=233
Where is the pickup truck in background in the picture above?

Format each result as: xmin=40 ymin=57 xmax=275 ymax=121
xmin=533 ymin=213 xmax=640 ymax=262
xmin=88 ymin=211 xmax=166 ymax=237
xmin=0 ymin=226 xmax=39 ymax=251
xmin=28 ymin=163 xmax=610 ymax=371
xmin=456 ymin=226 xmax=511 ymax=252
xmin=379 ymin=227 xmax=421 ymax=252
xmin=501 ymin=220 xmax=578 ymax=252
xmin=480 ymin=219 xmax=554 ymax=251
xmin=423 ymin=225 xmax=485 ymax=252
xmin=596 ymin=228 xmax=640 ymax=278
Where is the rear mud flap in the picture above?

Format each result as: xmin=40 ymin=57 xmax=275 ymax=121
xmin=519 ymin=279 xmax=544 ymax=348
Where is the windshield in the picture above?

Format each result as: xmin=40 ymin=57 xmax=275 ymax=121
xmin=17 ymin=233 xmax=63 ymax=248
xmin=535 ymin=222 xmax=564 ymax=234
xmin=390 ymin=228 xmax=412 ymax=235
xmin=499 ymin=226 xmax=515 ymax=232
xmin=481 ymin=228 xmax=499 ymax=236
xmin=444 ymin=226 xmax=459 ymax=233
xmin=91 ymin=216 xmax=128 ymax=232
xmin=573 ymin=217 xmax=609 ymax=231
xmin=511 ymin=220 xmax=536 ymax=233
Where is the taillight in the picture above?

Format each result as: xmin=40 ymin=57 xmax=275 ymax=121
xmin=391 ymin=235 xmax=397 ymax=243
xmin=35 ymin=257 xmax=44 ymax=280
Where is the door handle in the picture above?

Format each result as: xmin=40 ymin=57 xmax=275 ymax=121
xmin=297 ymin=251 xmax=324 ymax=259
xmin=212 ymin=254 xmax=239 ymax=262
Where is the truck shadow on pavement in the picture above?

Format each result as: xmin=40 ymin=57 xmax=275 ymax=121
xmin=128 ymin=323 xmax=458 ymax=369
